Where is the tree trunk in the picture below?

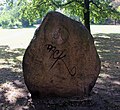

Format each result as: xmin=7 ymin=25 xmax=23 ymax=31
xmin=115 ymin=19 xmax=117 ymax=25
xmin=84 ymin=0 xmax=90 ymax=33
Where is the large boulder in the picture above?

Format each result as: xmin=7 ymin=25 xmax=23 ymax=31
xmin=22 ymin=11 xmax=101 ymax=98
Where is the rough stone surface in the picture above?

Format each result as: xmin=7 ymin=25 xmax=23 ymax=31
xmin=22 ymin=11 xmax=101 ymax=98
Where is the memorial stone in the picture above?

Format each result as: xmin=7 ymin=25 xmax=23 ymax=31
xmin=22 ymin=11 xmax=101 ymax=98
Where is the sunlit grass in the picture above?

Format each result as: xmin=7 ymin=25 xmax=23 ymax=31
xmin=91 ymin=25 xmax=120 ymax=34
xmin=0 ymin=28 xmax=36 ymax=49
xmin=0 ymin=25 xmax=120 ymax=49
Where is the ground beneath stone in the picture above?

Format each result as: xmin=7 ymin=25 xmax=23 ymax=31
xmin=0 ymin=30 xmax=120 ymax=110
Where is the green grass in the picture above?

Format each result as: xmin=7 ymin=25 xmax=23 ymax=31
xmin=0 ymin=28 xmax=36 ymax=49
xmin=0 ymin=25 xmax=120 ymax=49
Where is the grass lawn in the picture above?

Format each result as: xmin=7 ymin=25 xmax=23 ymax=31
xmin=0 ymin=25 xmax=120 ymax=49
xmin=0 ymin=28 xmax=35 ymax=49
xmin=0 ymin=25 xmax=120 ymax=110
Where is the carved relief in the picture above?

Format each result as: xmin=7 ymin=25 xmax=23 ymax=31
xmin=51 ymin=26 xmax=69 ymax=45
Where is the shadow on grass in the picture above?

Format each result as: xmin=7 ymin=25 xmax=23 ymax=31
xmin=0 ymin=33 xmax=120 ymax=110
xmin=0 ymin=45 xmax=33 ymax=110
xmin=93 ymin=33 xmax=120 ymax=109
